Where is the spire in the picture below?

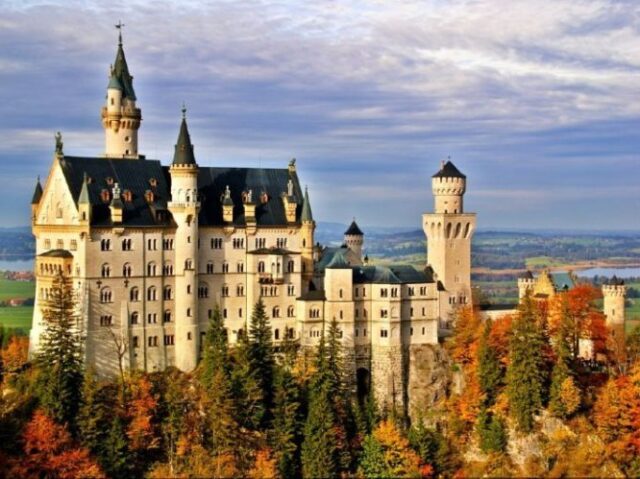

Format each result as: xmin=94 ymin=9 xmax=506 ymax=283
xmin=78 ymin=173 xmax=90 ymax=204
xmin=345 ymin=218 xmax=363 ymax=236
xmin=432 ymin=160 xmax=466 ymax=179
xmin=31 ymin=177 xmax=43 ymax=204
xmin=172 ymin=108 xmax=197 ymax=166
xmin=107 ymin=67 xmax=123 ymax=91
xmin=111 ymin=21 xmax=136 ymax=101
xmin=301 ymin=186 xmax=313 ymax=222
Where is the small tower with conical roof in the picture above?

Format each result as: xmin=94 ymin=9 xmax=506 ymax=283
xmin=78 ymin=172 xmax=92 ymax=225
xmin=31 ymin=177 xmax=43 ymax=224
xmin=423 ymin=160 xmax=476 ymax=324
xmin=168 ymin=107 xmax=200 ymax=372
xmin=101 ymin=25 xmax=141 ymax=159
xmin=300 ymin=186 xmax=315 ymax=289
xmin=344 ymin=219 xmax=364 ymax=262
xmin=602 ymin=276 xmax=626 ymax=327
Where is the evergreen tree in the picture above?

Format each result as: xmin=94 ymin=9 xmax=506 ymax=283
xmin=271 ymin=366 xmax=302 ymax=478
xmin=359 ymin=434 xmax=388 ymax=478
xmin=477 ymin=319 xmax=503 ymax=406
xmin=248 ymin=298 xmax=275 ymax=427
xmin=506 ymin=295 xmax=547 ymax=433
xmin=199 ymin=305 xmax=230 ymax=388
xmin=301 ymin=334 xmax=338 ymax=478
xmin=35 ymin=271 xmax=84 ymax=430
xmin=231 ymin=331 xmax=264 ymax=430
xmin=476 ymin=408 xmax=508 ymax=453
xmin=103 ymin=413 xmax=132 ymax=477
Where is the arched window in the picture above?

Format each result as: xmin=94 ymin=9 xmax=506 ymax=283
xmin=100 ymin=239 xmax=111 ymax=251
xmin=258 ymin=261 xmax=265 ymax=273
xmin=237 ymin=284 xmax=245 ymax=297
xmin=287 ymin=305 xmax=295 ymax=317
xmin=206 ymin=262 xmax=214 ymax=274
xmin=198 ymin=284 xmax=209 ymax=298
xmin=130 ymin=312 xmax=139 ymax=325
xmin=274 ymin=328 xmax=280 ymax=340
xmin=339 ymin=289 xmax=343 ymax=298
xmin=272 ymin=306 xmax=280 ymax=318
xmin=100 ymin=287 xmax=112 ymax=303
xmin=147 ymin=286 xmax=157 ymax=301
xmin=164 ymin=310 xmax=172 ymax=323
xmin=287 ymin=260 xmax=294 ymax=273
xmin=187 ymin=308 xmax=192 ymax=317
xmin=130 ymin=287 xmax=139 ymax=302
xmin=122 ymin=238 xmax=132 ymax=251
xmin=147 ymin=262 xmax=157 ymax=276
xmin=185 ymin=259 xmax=193 ymax=270
xmin=163 ymin=286 xmax=172 ymax=300
xmin=163 ymin=262 xmax=173 ymax=275
xmin=122 ymin=263 xmax=132 ymax=277
xmin=101 ymin=263 xmax=111 ymax=278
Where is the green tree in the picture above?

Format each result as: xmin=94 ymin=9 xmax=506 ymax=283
xmin=506 ymin=295 xmax=547 ymax=433
xmin=248 ymin=298 xmax=275 ymax=427
xmin=199 ymin=305 xmax=230 ymax=388
xmin=35 ymin=271 xmax=84 ymax=430
xmin=359 ymin=434 xmax=388 ymax=478
xmin=477 ymin=319 xmax=503 ymax=406
xmin=271 ymin=365 xmax=302 ymax=478
xmin=476 ymin=408 xmax=508 ymax=453
xmin=231 ymin=331 xmax=264 ymax=431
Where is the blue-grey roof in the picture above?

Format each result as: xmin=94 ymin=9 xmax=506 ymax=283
xmin=550 ymin=272 xmax=575 ymax=290
xmin=352 ymin=264 xmax=434 ymax=284
xmin=57 ymin=156 xmax=304 ymax=228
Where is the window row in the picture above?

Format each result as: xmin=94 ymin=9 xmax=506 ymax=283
xmin=99 ymin=237 xmax=174 ymax=252
xmin=43 ymin=238 xmax=78 ymax=251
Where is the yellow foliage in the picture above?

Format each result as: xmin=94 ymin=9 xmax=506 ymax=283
xmin=559 ymin=377 xmax=580 ymax=416
xmin=248 ymin=448 xmax=277 ymax=479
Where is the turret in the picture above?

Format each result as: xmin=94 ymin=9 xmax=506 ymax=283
xmin=518 ymin=270 xmax=535 ymax=299
xmin=101 ymin=26 xmax=141 ymax=159
xmin=344 ymin=219 xmax=364 ymax=261
xmin=78 ymin=173 xmax=91 ymax=224
xmin=422 ymin=160 xmax=476 ymax=323
xmin=168 ymin=108 xmax=200 ymax=372
xmin=31 ymin=177 xmax=43 ymax=224
xmin=432 ymin=160 xmax=466 ymax=214
xmin=602 ymin=277 xmax=626 ymax=326
xmin=300 ymin=186 xmax=315 ymax=289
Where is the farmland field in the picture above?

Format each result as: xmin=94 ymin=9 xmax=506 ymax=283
xmin=0 ymin=277 xmax=35 ymax=301
xmin=0 ymin=306 xmax=33 ymax=331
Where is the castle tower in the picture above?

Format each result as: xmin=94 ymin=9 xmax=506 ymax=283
xmin=168 ymin=108 xmax=200 ymax=371
xmin=602 ymin=277 xmax=626 ymax=327
xmin=30 ymin=177 xmax=43 ymax=224
xmin=300 ymin=186 xmax=315 ymax=291
xmin=422 ymin=160 xmax=476 ymax=322
xmin=518 ymin=270 xmax=535 ymax=299
xmin=101 ymin=26 xmax=141 ymax=159
xmin=344 ymin=219 xmax=364 ymax=261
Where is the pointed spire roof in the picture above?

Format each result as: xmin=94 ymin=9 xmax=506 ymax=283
xmin=301 ymin=186 xmax=313 ymax=222
xmin=111 ymin=29 xmax=136 ymax=101
xmin=433 ymin=160 xmax=466 ymax=179
xmin=107 ymin=69 xmax=123 ymax=91
xmin=172 ymin=107 xmax=197 ymax=166
xmin=345 ymin=219 xmax=363 ymax=236
xmin=31 ymin=177 xmax=43 ymax=204
xmin=78 ymin=173 xmax=90 ymax=204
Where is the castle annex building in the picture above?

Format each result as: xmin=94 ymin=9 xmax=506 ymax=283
xmin=30 ymin=32 xmax=477 ymax=409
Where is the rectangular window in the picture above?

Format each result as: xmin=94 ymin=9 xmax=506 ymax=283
xmin=380 ymin=329 xmax=388 ymax=338
xmin=132 ymin=336 xmax=139 ymax=348
xmin=164 ymin=335 xmax=175 ymax=346
xmin=70 ymin=239 xmax=77 ymax=251
xmin=44 ymin=239 xmax=51 ymax=250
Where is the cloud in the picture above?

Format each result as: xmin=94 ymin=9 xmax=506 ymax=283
xmin=0 ymin=0 xmax=638 ymax=229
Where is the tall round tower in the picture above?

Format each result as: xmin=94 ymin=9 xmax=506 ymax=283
xmin=602 ymin=277 xmax=626 ymax=327
xmin=101 ymin=28 xmax=141 ymax=159
xmin=168 ymin=108 xmax=200 ymax=371
xmin=422 ymin=160 xmax=476 ymax=322
xmin=344 ymin=219 xmax=364 ymax=261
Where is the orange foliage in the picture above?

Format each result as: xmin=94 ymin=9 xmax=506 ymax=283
xmin=10 ymin=409 xmax=103 ymax=479
xmin=249 ymin=448 xmax=277 ymax=479
xmin=2 ymin=335 xmax=29 ymax=371
xmin=449 ymin=306 xmax=482 ymax=366
xmin=373 ymin=420 xmax=427 ymax=477
xmin=489 ymin=315 xmax=512 ymax=366
xmin=127 ymin=375 xmax=160 ymax=452
xmin=593 ymin=365 xmax=640 ymax=464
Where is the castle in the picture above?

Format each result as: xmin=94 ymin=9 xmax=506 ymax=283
xmin=29 ymin=31 xmax=625 ymax=410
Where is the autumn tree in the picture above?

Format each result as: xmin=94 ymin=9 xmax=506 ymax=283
xmin=359 ymin=419 xmax=426 ymax=478
xmin=448 ymin=305 xmax=482 ymax=366
xmin=35 ymin=271 xmax=84 ymax=429
xmin=11 ymin=409 xmax=103 ymax=478
xmin=126 ymin=374 xmax=161 ymax=474
xmin=1 ymin=335 xmax=29 ymax=373
xmin=506 ymin=295 xmax=547 ymax=433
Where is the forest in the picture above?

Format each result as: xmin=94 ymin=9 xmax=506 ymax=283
xmin=1 ymin=273 xmax=640 ymax=477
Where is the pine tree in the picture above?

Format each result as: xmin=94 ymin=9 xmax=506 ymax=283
xmin=359 ymin=434 xmax=387 ymax=478
xmin=549 ymin=307 xmax=581 ymax=418
xmin=476 ymin=408 xmax=508 ymax=453
xmin=35 ymin=271 xmax=84 ymax=430
xmin=271 ymin=366 xmax=302 ymax=478
xmin=231 ymin=331 xmax=264 ymax=431
xmin=103 ymin=413 xmax=132 ymax=477
xmin=248 ymin=298 xmax=275 ymax=427
xmin=506 ymin=295 xmax=547 ymax=433
xmin=199 ymin=305 xmax=230 ymax=389
xmin=477 ymin=319 xmax=503 ymax=407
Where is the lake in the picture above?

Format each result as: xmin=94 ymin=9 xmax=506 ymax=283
xmin=577 ymin=267 xmax=640 ymax=279
xmin=0 ymin=259 xmax=34 ymax=272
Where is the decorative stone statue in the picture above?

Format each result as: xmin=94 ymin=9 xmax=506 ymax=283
xmin=55 ymin=131 xmax=63 ymax=156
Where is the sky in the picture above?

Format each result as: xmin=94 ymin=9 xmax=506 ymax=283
xmin=1 ymin=0 xmax=639 ymax=230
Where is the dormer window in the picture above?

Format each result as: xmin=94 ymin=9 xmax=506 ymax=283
xmin=106 ymin=177 xmax=114 ymax=186
xmin=101 ymin=189 xmax=110 ymax=203
xmin=123 ymin=190 xmax=133 ymax=202
xmin=149 ymin=178 xmax=157 ymax=187
xmin=145 ymin=190 xmax=154 ymax=203
xmin=260 ymin=192 xmax=269 ymax=204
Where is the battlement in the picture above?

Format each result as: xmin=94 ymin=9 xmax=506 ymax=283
xmin=432 ymin=176 xmax=466 ymax=196
xmin=602 ymin=283 xmax=626 ymax=297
